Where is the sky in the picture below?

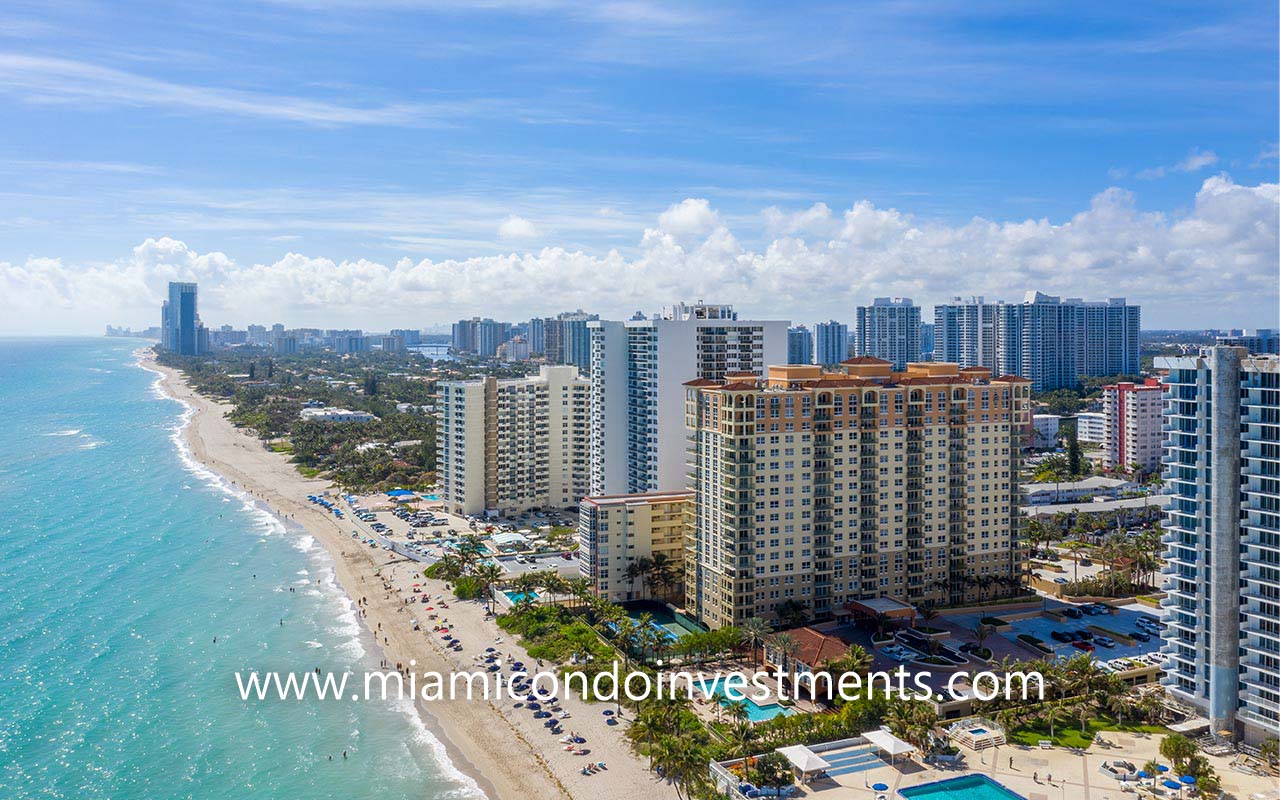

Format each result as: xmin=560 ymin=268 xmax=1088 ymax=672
xmin=0 ymin=0 xmax=1277 ymax=333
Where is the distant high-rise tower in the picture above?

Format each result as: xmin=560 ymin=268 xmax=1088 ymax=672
xmin=787 ymin=326 xmax=813 ymax=364
xmin=933 ymin=292 xmax=1139 ymax=391
xmin=855 ymin=297 xmax=921 ymax=370
xmin=161 ymin=282 xmax=206 ymax=355
xmin=812 ymin=320 xmax=849 ymax=366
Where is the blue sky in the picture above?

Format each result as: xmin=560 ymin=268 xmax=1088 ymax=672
xmin=0 ymin=1 xmax=1277 ymax=331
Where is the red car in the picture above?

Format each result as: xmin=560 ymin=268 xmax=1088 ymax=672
xmin=1072 ymin=640 xmax=1095 ymax=652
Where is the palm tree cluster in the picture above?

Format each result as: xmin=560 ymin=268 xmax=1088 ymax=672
xmin=623 ymin=553 xmax=681 ymax=603
xmin=972 ymin=653 xmax=1168 ymax=743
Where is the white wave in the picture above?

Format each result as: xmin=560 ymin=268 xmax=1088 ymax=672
xmin=44 ymin=429 xmax=82 ymax=437
xmin=78 ymin=439 xmax=105 ymax=450
xmin=135 ymin=353 xmax=483 ymax=798
xmin=387 ymin=693 xmax=488 ymax=800
xmin=304 ymin=640 xmax=324 ymax=649
xmin=296 ymin=569 xmax=310 ymax=576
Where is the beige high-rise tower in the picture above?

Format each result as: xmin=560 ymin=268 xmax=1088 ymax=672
xmin=685 ymin=358 xmax=1029 ymax=630
xmin=438 ymin=365 xmax=589 ymax=516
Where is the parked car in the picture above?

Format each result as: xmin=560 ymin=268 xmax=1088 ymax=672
xmin=1061 ymin=607 xmax=1083 ymax=619
xmin=1095 ymin=636 xmax=1116 ymax=648
xmin=1075 ymin=629 xmax=1094 ymax=641
xmin=1051 ymin=630 xmax=1074 ymax=642
xmin=1130 ymin=630 xmax=1151 ymax=642
xmin=1072 ymin=641 xmax=1095 ymax=652
xmin=1054 ymin=577 xmax=1069 ymax=585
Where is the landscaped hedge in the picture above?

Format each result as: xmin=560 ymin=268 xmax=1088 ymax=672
xmin=1017 ymin=633 xmax=1053 ymax=654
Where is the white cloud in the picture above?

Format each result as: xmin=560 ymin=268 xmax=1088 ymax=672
xmin=0 ymin=54 xmax=502 ymax=128
xmin=656 ymin=198 xmax=719 ymax=239
xmin=497 ymin=215 xmax=539 ymax=239
xmin=2 ymin=177 xmax=1275 ymax=333
xmin=1135 ymin=147 xmax=1219 ymax=180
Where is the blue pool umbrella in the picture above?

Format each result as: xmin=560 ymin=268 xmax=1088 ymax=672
xmin=1180 ymin=776 xmax=1196 ymax=785
xmin=1137 ymin=771 xmax=1151 ymax=779
xmin=1163 ymin=780 xmax=1182 ymax=790
xmin=1156 ymin=765 xmax=1169 ymax=773
xmin=873 ymin=783 xmax=889 ymax=791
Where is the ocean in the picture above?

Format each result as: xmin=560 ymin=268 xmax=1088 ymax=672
xmin=0 ymin=338 xmax=482 ymax=800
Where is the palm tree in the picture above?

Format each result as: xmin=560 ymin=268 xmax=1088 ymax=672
xmin=972 ymin=623 xmax=993 ymax=655
xmin=472 ymin=561 xmax=504 ymax=614
xmin=648 ymin=553 xmax=674 ymax=600
xmin=739 ymin=617 xmax=770 ymax=669
xmin=768 ymin=632 xmax=800 ymax=681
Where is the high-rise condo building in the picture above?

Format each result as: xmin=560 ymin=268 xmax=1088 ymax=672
xmin=588 ymin=302 xmax=788 ymax=497
xmin=438 ymin=365 xmax=589 ymax=516
xmin=451 ymin=318 xmax=511 ymax=357
xmin=685 ymin=359 xmax=1029 ymax=630
xmin=543 ymin=310 xmax=599 ymax=371
xmin=920 ymin=323 xmax=935 ymax=359
xmin=527 ymin=317 xmax=547 ymax=355
xmin=1217 ymin=328 xmax=1279 ymax=354
xmin=1156 ymin=347 xmax=1278 ymax=744
xmin=1101 ymin=379 xmax=1164 ymax=474
xmin=933 ymin=292 xmax=1140 ymax=391
xmin=390 ymin=328 xmax=422 ymax=347
xmin=812 ymin=320 xmax=849 ymax=366
xmin=855 ymin=297 xmax=921 ymax=370
xmin=787 ymin=326 xmax=814 ymax=365
xmin=577 ymin=491 xmax=693 ymax=604
xmin=160 ymin=281 xmax=207 ymax=355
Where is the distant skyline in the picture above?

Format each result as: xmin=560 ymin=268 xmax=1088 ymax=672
xmin=0 ymin=1 xmax=1276 ymax=332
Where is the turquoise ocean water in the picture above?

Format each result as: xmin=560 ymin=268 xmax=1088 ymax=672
xmin=0 ymin=338 xmax=482 ymax=800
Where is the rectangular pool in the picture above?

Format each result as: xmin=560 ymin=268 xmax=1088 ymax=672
xmin=504 ymin=590 xmax=539 ymax=603
xmin=900 ymin=775 xmax=1027 ymax=800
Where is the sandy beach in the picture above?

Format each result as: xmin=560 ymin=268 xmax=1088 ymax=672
xmin=142 ymin=353 xmax=676 ymax=800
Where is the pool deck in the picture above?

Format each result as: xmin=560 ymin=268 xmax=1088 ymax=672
xmin=787 ymin=733 xmax=1275 ymax=800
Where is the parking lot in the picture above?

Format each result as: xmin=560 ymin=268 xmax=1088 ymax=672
xmin=939 ymin=600 xmax=1164 ymax=673
xmin=324 ymin=492 xmax=582 ymax=580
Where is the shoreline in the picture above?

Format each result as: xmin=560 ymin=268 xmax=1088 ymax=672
xmin=139 ymin=352 xmax=575 ymax=800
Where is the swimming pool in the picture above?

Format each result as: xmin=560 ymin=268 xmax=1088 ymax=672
xmin=504 ymin=590 xmax=539 ymax=604
xmin=899 ymin=775 xmax=1027 ymax=800
xmin=422 ymin=494 xmax=439 ymax=501
xmin=696 ymin=677 xmax=795 ymax=722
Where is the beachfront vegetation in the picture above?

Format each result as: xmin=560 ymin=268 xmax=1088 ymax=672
xmin=156 ymin=346 xmax=478 ymax=491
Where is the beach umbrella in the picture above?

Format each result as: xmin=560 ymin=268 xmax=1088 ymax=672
xmin=1156 ymin=765 xmax=1169 ymax=773
xmin=1137 ymin=772 xmax=1151 ymax=779
xmin=1163 ymin=780 xmax=1182 ymax=791
xmin=1179 ymin=776 xmax=1196 ymax=785
xmin=873 ymin=783 xmax=889 ymax=791
xmin=602 ymin=709 xmax=614 ymax=715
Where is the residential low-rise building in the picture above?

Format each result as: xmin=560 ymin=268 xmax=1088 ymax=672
xmin=1021 ymin=476 xmax=1134 ymax=505
xmin=299 ymin=407 xmax=380 ymax=423
xmin=577 ymin=490 xmax=693 ymax=604
xmin=1075 ymin=411 xmax=1105 ymax=444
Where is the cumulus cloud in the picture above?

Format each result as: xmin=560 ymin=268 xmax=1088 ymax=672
xmin=497 ymin=215 xmax=539 ymax=239
xmin=2 ymin=176 xmax=1276 ymax=333
xmin=656 ymin=198 xmax=719 ymax=239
